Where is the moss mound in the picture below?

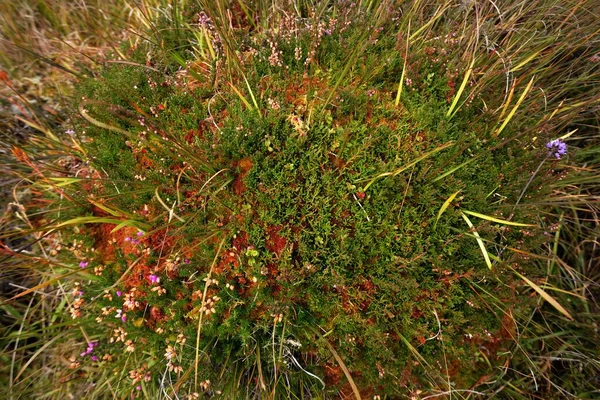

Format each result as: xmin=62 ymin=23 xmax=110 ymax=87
xmin=29 ymin=2 xmax=593 ymax=398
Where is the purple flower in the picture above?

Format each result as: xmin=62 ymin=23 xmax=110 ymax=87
xmin=91 ymin=355 xmax=98 ymax=362
xmin=137 ymin=231 xmax=144 ymax=237
xmin=80 ymin=352 xmax=87 ymax=357
xmin=124 ymin=237 xmax=132 ymax=242
xmin=79 ymin=261 xmax=89 ymax=268
xmin=116 ymin=290 xmax=122 ymax=297
xmin=546 ymin=139 xmax=567 ymax=159
xmin=184 ymin=258 xmax=190 ymax=264
xmin=121 ymin=315 xmax=127 ymax=323
xmin=149 ymin=274 xmax=159 ymax=284
xmin=66 ymin=129 xmax=75 ymax=136
xmin=136 ymin=386 xmax=142 ymax=391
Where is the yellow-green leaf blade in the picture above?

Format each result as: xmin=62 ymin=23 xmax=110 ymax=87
xmin=435 ymin=190 xmax=460 ymax=228
xmin=463 ymin=210 xmax=536 ymax=227
xmin=461 ymin=212 xmax=492 ymax=269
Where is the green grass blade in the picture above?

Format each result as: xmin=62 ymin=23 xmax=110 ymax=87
xmin=510 ymin=268 xmax=574 ymax=320
xmin=494 ymin=76 xmax=535 ymax=137
xmin=461 ymin=212 xmax=492 ymax=269
xmin=462 ymin=210 xmax=536 ymax=227
xmin=362 ymin=142 xmax=453 ymax=192
xmin=432 ymin=158 xmax=475 ymax=182
xmin=447 ymin=56 xmax=475 ymax=117
xmin=395 ymin=20 xmax=410 ymax=107
xmin=435 ymin=191 xmax=460 ymax=229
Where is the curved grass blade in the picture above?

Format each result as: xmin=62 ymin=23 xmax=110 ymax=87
xmin=493 ymin=76 xmax=535 ymax=137
xmin=435 ymin=190 xmax=460 ymax=229
xmin=462 ymin=209 xmax=536 ymax=227
xmin=362 ymin=142 xmax=453 ymax=192
xmin=447 ymin=56 xmax=475 ymax=118
xmin=461 ymin=212 xmax=492 ymax=269
xmin=510 ymin=268 xmax=574 ymax=320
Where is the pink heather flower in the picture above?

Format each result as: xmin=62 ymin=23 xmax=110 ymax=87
xmin=136 ymin=386 xmax=142 ymax=391
xmin=79 ymin=261 xmax=89 ymax=268
xmin=80 ymin=352 xmax=87 ymax=357
xmin=91 ymin=355 xmax=98 ymax=362
xmin=116 ymin=290 xmax=122 ymax=297
xmin=124 ymin=237 xmax=132 ymax=242
xmin=66 ymin=129 xmax=75 ymax=136
xmin=184 ymin=259 xmax=190 ymax=264
xmin=121 ymin=315 xmax=127 ymax=323
xmin=149 ymin=274 xmax=159 ymax=284
xmin=137 ymin=231 xmax=144 ymax=237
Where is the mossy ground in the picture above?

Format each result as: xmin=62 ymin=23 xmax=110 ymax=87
xmin=2 ymin=1 xmax=599 ymax=399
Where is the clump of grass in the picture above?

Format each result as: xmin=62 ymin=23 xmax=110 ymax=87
xmin=2 ymin=0 xmax=599 ymax=399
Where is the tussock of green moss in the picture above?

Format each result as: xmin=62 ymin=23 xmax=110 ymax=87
xmin=4 ymin=1 xmax=599 ymax=399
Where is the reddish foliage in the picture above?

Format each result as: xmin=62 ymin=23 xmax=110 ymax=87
xmin=335 ymin=285 xmax=354 ymax=314
xmin=185 ymin=119 xmax=209 ymax=144
xmin=232 ymin=157 xmax=253 ymax=195
xmin=411 ymin=306 xmax=423 ymax=319
xmin=147 ymin=306 xmax=166 ymax=328
xmin=232 ymin=231 xmax=248 ymax=251
xmin=265 ymin=225 xmax=287 ymax=256
xmin=324 ymin=364 xmax=343 ymax=386
xmin=136 ymin=150 xmax=154 ymax=169
xmin=0 ymin=70 xmax=9 ymax=83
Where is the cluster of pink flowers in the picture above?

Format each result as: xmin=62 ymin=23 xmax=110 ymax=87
xmin=124 ymin=230 xmax=145 ymax=245
xmin=80 ymin=341 xmax=99 ymax=361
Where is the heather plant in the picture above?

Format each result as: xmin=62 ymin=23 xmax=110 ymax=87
xmin=1 ymin=1 xmax=599 ymax=399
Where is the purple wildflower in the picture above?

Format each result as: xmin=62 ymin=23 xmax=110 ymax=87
xmin=149 ymin=274 xmax=159 ymax=284
xmin=546 ymin=139 xmax=567 ymax=159
xmin=125 ymin=237 xmax=132 ymax=242
xmin=116 ymin=290 xmax=122 ymax=297
xmin=79 ymin=261 xmax=89 ymax=268
xmin=121 ymin=315 xmax=127 ymax=323
xmin=184 ymin=258 xmax=190 ymax=264
xmin=91 ymin=355 xmax=98 ymax=362
xmin=66 ymin=129 xmax=75 ymax=136
xmin=136 ymin=386 xmax=142 ymax=391
xmin=137 ymin=231 xmax=144 ymax=237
